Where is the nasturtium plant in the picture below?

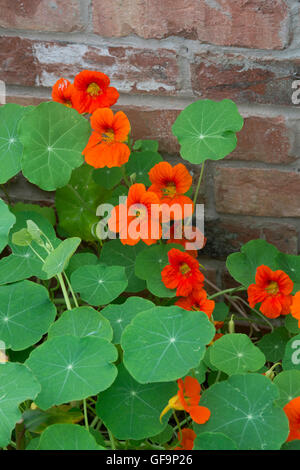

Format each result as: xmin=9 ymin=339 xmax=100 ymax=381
xmin=121 ymin=306 xmax=215 ymax=383
xmin=172 ymin=99 xmax=244 ymax=164
xmin=0 ymin=104 xmax=33 ymax=184
xmin=0 ymin=362 xmax=41 ymax=448
xmin=0 ymin=198 xmax=15 ymax=254
xmin=19 ymin=102 xmax=90 ymax=191
xmin=0 ymin=68 xmax=298 ymax=452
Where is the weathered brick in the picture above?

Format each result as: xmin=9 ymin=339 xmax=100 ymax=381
xmin=215 ymin=166 xmax=300 ymax=217
xmin=191 ymin=51 xmax=299 ymax=105
xmin=0 ymin=0 xmax=86 ymax=32
xmin=202 ymin=217 xmax=298 ymax=259
xmin=230 ymin=115 xmax=295 ymax=163
xmin=92 ymin=0 xmax=289 ymax=50
xmin=0 ymin=37 xmax=179 ymax=95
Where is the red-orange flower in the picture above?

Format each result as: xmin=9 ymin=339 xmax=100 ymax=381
xmin=72 ymin=70 xmax=119 ymax=114
xmin=108 ymin=183 xmax=162 ymax=246
xmin=291 ymin=292 xmax=300 ymax=328
xmin=166 ymin=222 xmax=206 ymax=258
xmin=284 ymin=396 xmax=300 ymax=442
xmin=83 ymin=108 xmax=131 ymax=168
xmin=175 ymin=288 xmax=215 ymax=319
xmin=149 ymin=162 xmax=193 ymax=221
xmin=161 ymin=248 xmax=204 ymax=297
xmin=247 ymin=265 xmax=293 ymax=319
xmin=174 ymin=428 xmax=196 ymax=451
xmin=52 ymin=78 xmax=75 ymax=108
xmin=160 ymin=376 xmax=210 ymax=425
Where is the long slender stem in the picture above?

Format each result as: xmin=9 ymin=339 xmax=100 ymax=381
xmin=237 ymin=297 xmax=274 ymax=332
xmin=208 ymin=286 xmax=246 ymax=300
xmin=193 ymin=162 xmax=205 ymax=206
xmin=108 ymin=429 xmax=117 ymax=450
xmin=83 ymin=399 xmax=89 ymax=431
xmin=121 ymin=166 xmax=131 ymax=188
xmin=173 ymin=411 xmax=182 ymax=443
xmin=63 ymin=272 xmax=79 ymax=308
xmin=57 ymin=273 xmax=72 ymax=311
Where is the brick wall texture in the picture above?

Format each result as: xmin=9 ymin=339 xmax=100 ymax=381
xmin=1 ymin=0 xmax=300 ymax=284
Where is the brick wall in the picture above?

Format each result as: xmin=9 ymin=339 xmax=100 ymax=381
xmin=1 ymin=0 xmax=300 ymax=284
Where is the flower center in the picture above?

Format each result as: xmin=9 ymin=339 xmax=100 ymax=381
xmin=101 ymin=129 xmax=115 ymax=142
xmin=87 ymin=82 xmax=101 ymax=96
xmin=180 ymin=263 xmax=191 ymax=275
xmin=163 ymin=182 xmax=177 ymax=198
xmin=265 ymin=281 xmax=279 ymax=295
xmin=64 ymin=100 xmax=72 ymax=108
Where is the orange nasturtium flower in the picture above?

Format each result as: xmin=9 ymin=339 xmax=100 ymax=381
xmin=108 ymin=183 xmax=162 ymax=246
xmin=174 ymin=428 xmax=196 ymax=451
xmin=161 ymin=248 xmax=204 ymax=297
xmin=247 ymin=265 xmax=293 ymax=319
xmin=291 ymin=291 xmax=300 ymax=328
xmin=72 ymin=70 xmax=119 ymax=114
xmin=149 ymin=162 xmax=194 ymax=220
xmin=175 ymin=288 xmax=215 ymax=318
xmin=160 ymin=376 xmax=210 ymax=425
xmin=52 ymin=78 xmax=75 ymax=108
xmin=283 ymin=396 xmax=300 ymax=442
xmin=83 ymin=108 xmax=131 ymax=168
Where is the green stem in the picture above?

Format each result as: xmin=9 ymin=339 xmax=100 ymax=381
xmin=193 ymin=162 xmax=205 ymax=206
xmin=57 ymin=273 xmax=72 ymax=311
xmin=208 ymin=286 xmax=246 ymax=300
xmin=108 ymin=429 xmax=117 ymax=450
xmin=83 ymin=399 xmax=89 ymax=431
xmin=173 ymin=411 xmax=182 ymax=443
xmin=121 ymin=166 xmax=131 ymax=188
xmin=63 ymin=272 xmax=79 ymax=308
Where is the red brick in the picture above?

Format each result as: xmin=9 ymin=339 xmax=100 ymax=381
xmin=117 ymin=106 xmax=180 ymax=154
xmin=191 ymin=51 xmax=299 ymax=105
xmin=0 ymin=37 xmax=179 ymax=95
xmin=92 ymin=0 xmax=289 ymax=50
xmin=215 ymin=166 xmax=300 ymax=217
xmin=5 ymin=95 xmax=49 ymax=106
xmin=229 ymin=115 xmax=295 ymax=163
xmin=0 ymin=0 xmax=86 ymax=32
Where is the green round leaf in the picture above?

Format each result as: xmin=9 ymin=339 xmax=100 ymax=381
xmin=38 ymin=424 xmax=103 ymax=450
xmin=274 ymin=370 xmax=300 ymax=407
xmin=0 ymin=280 xmax=56 ymax=350
xmin=93 ymin=167 xmax=123 ymax=189
xmin=11 ymin=202 xmax=56 ymax=226
xmin=282 ymin=440 xmax=300 ymax=450
xmin=101 ymin=297 xmax=154 ymax=344
xmin=150 ymin=425 xmax=173 ymax=445
xmin=0 ymin=362 xmax=41 ymax=447
xmin=19 ymin=102 xmax=90 ymax=191
xmin=226 ymin=239 xmax=279 ymax=287
xmin=275 ymin=253 xmax=300 ymax=288
xmin=71 ymin=264 xmax=128 ymax=306
xmin=25 ymin=335 xmax=118 ymax=410
xmin=195 ymin=374 xmax=289 ymax=450
xmin=56 ymin=164 xmax=110 ymax=241
xmin=0 ymin=211 xmax=59 ymax=285
xmin=64 ymin=252 xmax=99 ymax=278
xmin=101 ymin=240 xmax=146 ymax=293
xmin=121 ymin=306 xmax=215 ymax=383
xmin=193 ymin=432 xmax=238 ymax=450
xmin=0 ymin=199 xmax=16 ymax=254
xmin=213 ymin=302 xmax=229 ymax=321
xmin=0 ymin=104 xmax=33 ymax=184
xmin=283 ymin=334 xmax=300 ymax=371
xmin=172 ymin=99 xmax=244 ymax=164
xmin=125 ymin=150 xmax=163 ymax=185
xmin=96 ymin=363 xmax=177 ymax=440
xmin=48 ymin=306 xmax=113 ymax=342
xmin=285 ymin=315 xmax=300 ymax=334
xmin=210 ymin=334 xmax=265 ymax=376
xmin=257 ymin=327 xmax=290 ymax=363
xmin=135 ymin=243 xmax=184 ymax=298
xmin=133 ymin=140 xmax=159 ymax=152
xmin=42 ymin=237 xmax=81 ymax=278
xmin=23 ymin=406 xmax=83 ymax=434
